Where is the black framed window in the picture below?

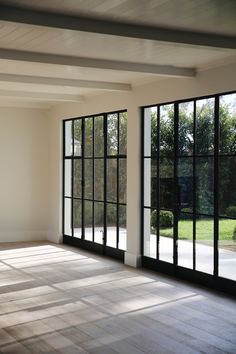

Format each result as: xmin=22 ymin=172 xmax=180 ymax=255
xmin=142 ymin=91 xmax=236 ymax=293
xmin=63 ymin=110 xmax=127 ymax=256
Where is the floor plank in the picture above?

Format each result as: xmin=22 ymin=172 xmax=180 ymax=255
xmin=0 ymin=241 xmax=235 ymax=354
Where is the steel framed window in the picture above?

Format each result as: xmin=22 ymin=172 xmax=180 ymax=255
xmin=141 ymin=91 xmax=236 ymax=295
xmin=63 ymin=110 xmax=127 ymax=258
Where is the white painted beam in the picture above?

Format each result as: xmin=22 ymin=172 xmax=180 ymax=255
xmin=1 ymin=5 xmax=236 ymax=49
xmin=0 ymin=89 xmax=84 ymax=102
xmin=0 ymin=49 xmax=196 ymax=77
xmin=0 ymin=72 xmax=132 ymax=91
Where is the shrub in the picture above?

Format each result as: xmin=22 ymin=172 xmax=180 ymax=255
xmin=151 ymin=210 xmax=157 ymax=232
xmin=151 ymin=210 xmax=173 ymax=230
xmin=225 ymin=205 xmax=236 ymax=217
xmin=160 ymin=210 xmax=173 ymax=228
xmin=233 ymin=226 xmax=236 ymax=241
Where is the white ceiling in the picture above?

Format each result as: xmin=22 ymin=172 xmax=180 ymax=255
xmin=0 ymin=0 xmax=235 ymax=108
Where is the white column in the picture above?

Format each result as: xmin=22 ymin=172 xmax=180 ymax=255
xmin=124 ymin=102 xmax=142 ymax=267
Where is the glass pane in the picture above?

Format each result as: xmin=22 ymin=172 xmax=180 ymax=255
xmin=94 ymin=202 xmax=104 ymax=244
xmin=178 ymin=101 xmax=194 ymax=156
xmin=64 ymin=159 xmax=71 ymax=197
xmin=107 ymin=113 xmax=118 ymax=155
xmin=196 ymin=216 xmax=213 ymax=274
xmin=144 ymin=159 xmax=157 ymax=207
xmin=119 ymin=112 xmax=127 ymax=155
xmin=94 ymin=159 xmax=104 ymax=201
xmin=65 ymin=121 xmax=72 ymax=156
xmin=119 ymin=158 xmax=126 ymax=204
xmin=144 ymin=107 xmax=157 ymax=156
xmin=219 ymin=93 xmax=236 ymax=154
xmin=107 ymin=159 xmax=117 ymax=202
xmin=160 ymin=104 xmax=174 ymax=157
xmin=94 ymin=115 xmax=104 ymax=157
xmin=84 ymin=118 xmax=93 ymax=157
xmin=144 ymin=208 xmax=156 ymax=259
xmin=119 ymin=205 xmax=127 ymax=250
xmin=84 ymin=159 xmax=93 ymax=200
xmin=74 ymin=119 xmax=82 ymax=156
xmin=219 ymin=218 xmax=236 ymax=281
xmin=73 ymin=159 xmax=82 ymax=198
xmin=178 ymin=213 xmax=193 ymax=269
xmin=64 ymin=198 xmax=72 ymax=236
xmin=196 ymin=157 xmax=214 ymax=215
xmin=74 ymin=199 xmax=82 ymax=238
xmin=196 ymin=97 xmax=214 ymax=155
xmin=159 ymin=210 xmax=174 ymax=263
xmin=178 ymin=158 xmax=193 ymax=212
xmin=84 ymin=201 xmax=93 ymax=241
xmin=106 ymin=203 xmax=117 ymax=248
xmin=219 ymin=157 xmax=236 ymax=217
xmin=160 ymin=158 xmax=174 ymax=210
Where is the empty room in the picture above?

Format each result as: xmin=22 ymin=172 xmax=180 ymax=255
xmin=0 ymin=1 xmax=235 ymax=353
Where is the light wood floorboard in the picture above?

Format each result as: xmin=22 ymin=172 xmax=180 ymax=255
xmin=0 ymin=242 xmax=235 ymax=354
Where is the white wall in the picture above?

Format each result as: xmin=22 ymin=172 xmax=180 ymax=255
xmin=1 ymin=62 xmax=233 ymax=253
xmin=47 ymin=62 xmax=236 ymax=265
xmin=0 ymin=107 xmax=49 ymax=242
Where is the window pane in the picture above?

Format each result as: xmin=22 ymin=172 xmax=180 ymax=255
xmin=94 ymin=159 xmax=104 ymax=201
xmin=107 ymin=159 xmax=117 ymax=202
xmin=160 ymin=104 xmax=174 ymax=157
xmin=74 ymin=119 xmax=82 ymax=156
xmin=144 ymin=107 xmax=157 ymax=156
xmin=119 ymin=205 xmax=126 ymax=250
xmin=64 ymin=198 xmax=72 ymax=236
xmin=74 ymin=199 xmax=82 ymax=238
xmin=196 ymin=157 xmax=214 ymax=215
xmin=84 ymin=201 xmax=93 ymax=241
xmin=84 ymin=118 xmax=93 ymax=157
xmin=65 ymin=121 xmax=72 ymax=156
xmin=196 ymin=216 xmax=213 ymax=274
xmin=64 ymin=159 xmax=71 ymax=197
xmin=119 ymin=112 xmax=127 ymax=155
xmin=159 ymin=210 xmax=174 ymax=263
xmin=94 ymin=115 xmax=104 ymax=157
xmin=219 ymin=218 xmax=236 ymax=281
xmin=144 ymin=208 xmax=156 ymax=259
xmin=178 ymin=101 xmax=194 ymax=156
xmin=144 ymin=158 xmax=157 ymax=208
xmin=84 ymin=159 xmax=93 ymax=200
xmin=119 ymin=158 xmax=126 ymax=204
xmin=107 ymin=203 xmax=117 ymax=248
xmin=178 ymin=213 xmax=193 ymax=269
xmin=196 ymin=98 xmax=214 ymax=155
xmin=94 ymin=202 xmax=103 ymax=244
xmin=73 ymin=159 xmax=81 ymax=198
xmin=219 ymin=157 xmax=236 ymax=217
xmin=160 ymin=158 xmax=174 ymax=210
xmin=107 ymin=113 xmax=118 ymax=155
xmin=178 ymin=158 xmax=193 ymax=212
xmin=219 ymin=93 xmax=236 ymax=154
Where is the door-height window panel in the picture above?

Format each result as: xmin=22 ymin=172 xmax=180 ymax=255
xmin=63 ymin=110 xmax=127 ymax=255
xmin=142 ymin=91 xmax=236 ymax=290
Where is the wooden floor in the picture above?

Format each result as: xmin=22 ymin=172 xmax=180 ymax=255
xmin=0 ymin=242 xmax=235 ymax=354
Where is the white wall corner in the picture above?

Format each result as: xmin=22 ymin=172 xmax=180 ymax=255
xmin=47 ymin=231 xmax=63 ymax=244
xmin=124 ymin=252 xmax=142 ymax=268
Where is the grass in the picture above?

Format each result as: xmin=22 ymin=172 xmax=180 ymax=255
xmin=160 ymin=219 xmax=236 ymax=242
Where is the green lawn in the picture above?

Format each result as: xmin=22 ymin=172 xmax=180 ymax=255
xmin=160 ymin=219 xmax=236 ymax=242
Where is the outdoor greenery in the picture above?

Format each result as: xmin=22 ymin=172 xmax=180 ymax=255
xmin=72 ymin=112 xmax=127 ymax=228
xmin=160 ymin=218 xmax=236 ymax=243
xmin=149 ymin=93 xmax=236 ymax=244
